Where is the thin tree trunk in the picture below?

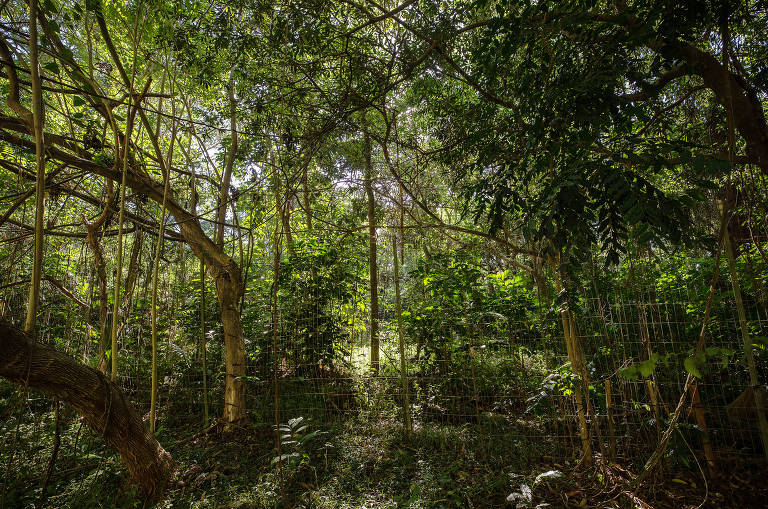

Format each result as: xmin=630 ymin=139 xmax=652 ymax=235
xmin=364 ymin=130 xmax=379 ymax=374
xmin=723 ymin=219 xmax=768 ymax=461
xmin=84 ymin=180 xmax=114 ymax=373
xmin=605 ymin=379 xmax=616 ymax=461
xmin=552 ymin=257 xmax=592 ymax=465
xmin=150 ymin=91 xmax=177 ymax=434
xmin=188 ymin=129 xmax=210 ymax=427
xmin=271 ymin=149 xmax=295 ymax=257
xmin=270 ymin=203 xmax=286 ymax=503
xmin=123 ymin=229 xmax=143 ymax=305
xmin=303 ymin=162 xmax=313 ymax=233
xmin=200 ymin=259 xmax=209 ymax=426
xmin=149 ymin=166 xmax=171 ymax=434
xmin=215 ymin=78 xmax=237 ymax=247
xmin=230 ymin=201 xmax=246 ymax=302
xmin=690 ymin=380 xmax=717 ymax=476
xmin=0 ymin=320 xmax=174 ymax=499
xmin=283 ymin=187 xmax=295 ymax=250
xmin=109 ymin=101 xmax=134 ymax=381
xmin=24 ymin=0 xmax=45 ymax=335
xmin=96 ymin=7 xmax=143 ymax=381
xmin=392 ymin=230 xmax=411 ymax=432
xmin=150 ymin=227 xmax=162 ymax=434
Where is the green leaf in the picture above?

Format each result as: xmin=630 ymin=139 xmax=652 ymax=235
xmin=43 ymin=61 xmax=60 ymax=74
xmin=47 ymin=20 xmax=61 ymax=37
xmin=619 ymin=365 xmax=639 ymax=380
xmin=683 ymin=352 xmax=704 ymax=379
xmin=637 ymin=356 xmax=657 ymax=378
xmin=60 ymin=46 xmax=75 ymax=63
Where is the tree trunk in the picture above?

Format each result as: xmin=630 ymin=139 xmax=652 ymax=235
xmin=0 ymin=320 xmax=174 ymax=499
xmin=150 ymin=95 xmax=177 ymax=434
xmin=200 ymin=259 xmax=209 ymax=426
xmin=724 ymin=225 xmax=768 ymax=460
xmin=150 ymin=179 xmax=170 ymax=435
xmin=563 ymin=309 xmax=593 ymax=465
xmin=392 ymin=230 xmax=412 ymax=431
xmin=84 ymin=180 xmax=114 ymax=373
xmin=271 ymin=149 xmax=295 ymax=257
xmin=24 ymin=0 xmax=45 ymax=335
xmin=86 ymin=229 xmax=109 ymax=372
xmin=551 ymin=256 xmax=592 ymax=465
xmin=364 ymin=130 xmax=379 ymax=374
xmin=303 ymin=163 xmax=313 ymax=233
xmin=123 ymin=229 xmax=143 ymax=304
xmin=215 ymin=264 xmax=247 ymax=424
xmin=110 ymin=113 xmax=131 ymax=381
xmin=282 ymin=187 xmax=295 ymax=251
xmin=215 ymin=78 xmax=237 ymax=247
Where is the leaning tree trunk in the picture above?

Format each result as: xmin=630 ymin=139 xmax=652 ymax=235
xmin=0 ymin=320 xmax=174 ymax=499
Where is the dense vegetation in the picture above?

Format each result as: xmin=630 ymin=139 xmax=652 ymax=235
xmin=1 ymin=0 xmax=768 ymax=507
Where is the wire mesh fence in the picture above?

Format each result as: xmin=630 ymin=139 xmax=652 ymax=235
xmin=2 ymin=226 xmax=767 ymax=474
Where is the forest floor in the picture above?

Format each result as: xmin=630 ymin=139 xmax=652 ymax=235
xmin=156 ymin=418 xmax=768 ymax=509
xmin=2 ymin=388 xmax=767 ymax=509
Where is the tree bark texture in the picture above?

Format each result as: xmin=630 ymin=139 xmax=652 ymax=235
xmin=215 ymin=265 xmax=247 ymax=424
xmin=0 ymin=320 xmax=174 ymax=499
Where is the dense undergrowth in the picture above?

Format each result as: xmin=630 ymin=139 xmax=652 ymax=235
xmin=2 ymin=244 xmax=768 ymax=507
xmin=3 ymin=364 xmax=768 ymax=509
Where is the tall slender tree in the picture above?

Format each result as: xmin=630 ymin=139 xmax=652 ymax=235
xmin=364 ymin=127 xmax=379 ymax=374
xmin=24 ymin=0 xmax=45 ymax=335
